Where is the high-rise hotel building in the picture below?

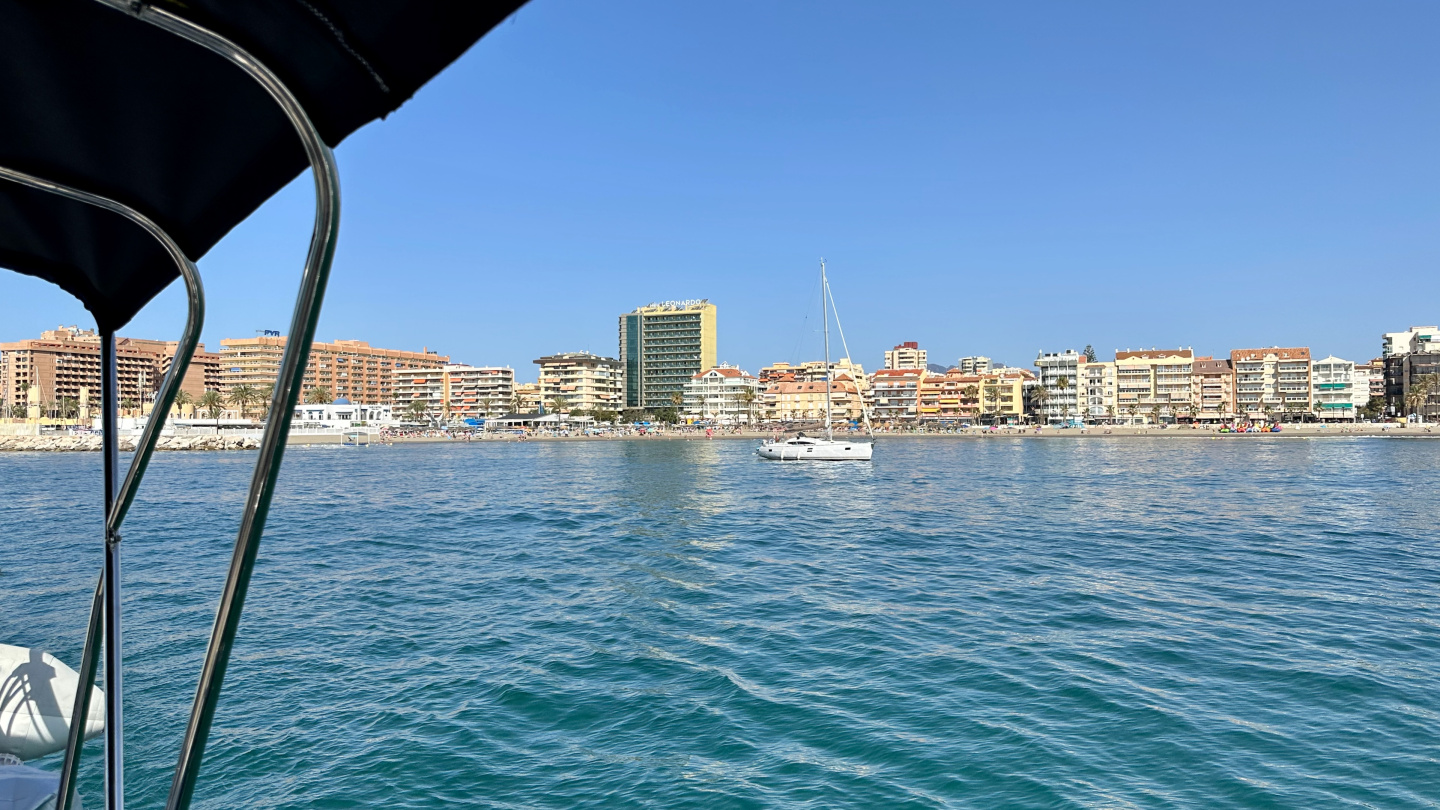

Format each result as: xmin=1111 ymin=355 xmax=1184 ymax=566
xmin=218 ymin=335 xmax=447 ymax=405
xmin=618 ymin=300 xmax=717 ymax=410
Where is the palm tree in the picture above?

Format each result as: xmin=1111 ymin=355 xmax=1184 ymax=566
xmin=255 ymin=383 xmax=275 ymax=420
xmin=551 ymin=395 xmax=570 ymax=415
xmin=1403 ymin=380 xmax=1429 ymax=420
xmin=1149 ymin=403 xmax=1162 ymax=425
xmin=962 ymin=385 xmax=979 ymax=420
xmin=1029 ymin=385 xmax=1049 ymax=425
xmin=119 ymin=397 xmax=138 ymax=416
xmin=983 ymin=385 xmax=1000 ymax=423
xmin=1055 ymin=376 xmax=1071 ymax=423
xmin=1421 ymin=373 xmax=1440 ymax=422
xmin=228 ymin=384 xmax=257 ymax=419
xmin=173 ymin=389 xmax=194 ymax=416
xmin=737 ymin=387 xmax=758 ymax=425
xmin=306 ymin=385 xmax=334 ymax=405
xmin=404 ymin=400 xmax=429 ymax=424
xmin=198 ymin=390 xmax=224 ymax=428
xmin=58 ymin=397 xmax=79 ymax=421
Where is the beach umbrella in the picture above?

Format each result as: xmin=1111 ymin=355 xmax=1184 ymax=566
xmin=0 ymin=2 xmax=527 ymax=808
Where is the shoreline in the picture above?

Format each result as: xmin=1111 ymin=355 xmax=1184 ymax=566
xmin=3 ymin=423 xmax=1435 ymax=451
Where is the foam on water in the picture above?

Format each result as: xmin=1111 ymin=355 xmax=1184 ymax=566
xmin=1 ymin=438 xmax=1437 ymax=808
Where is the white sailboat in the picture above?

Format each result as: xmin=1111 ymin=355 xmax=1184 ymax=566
xmin=758 ymin=260 xmax=875 ymax=461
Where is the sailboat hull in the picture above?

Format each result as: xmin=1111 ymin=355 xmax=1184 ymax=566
xmin=757 ymin=439 xmax=873 ymax=461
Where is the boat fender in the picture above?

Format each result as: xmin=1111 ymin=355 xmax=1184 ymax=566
xmin=0 ymin=644 xmax=104 ymax=762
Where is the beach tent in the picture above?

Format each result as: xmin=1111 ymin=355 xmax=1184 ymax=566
xmin=0 ymin=2 xmax=527 ymax=808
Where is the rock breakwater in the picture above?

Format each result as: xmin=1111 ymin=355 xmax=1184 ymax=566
xmin=0 ymin=434 xmax=262 ymax=452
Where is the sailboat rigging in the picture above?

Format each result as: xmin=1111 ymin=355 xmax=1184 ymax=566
xmin=757 ymin=260 xmax=875 ymax=461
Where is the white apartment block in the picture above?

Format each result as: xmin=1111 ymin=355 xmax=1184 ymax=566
xmin=394 ymin=364 xmax=513 ymax=423
xmin=958 ymin=356 xmax=991 ymax=374
xmin=534 ymin=351 xmax=622 ymax=413
xmin=1311 ymin=356 xmax=1361 ymax=421
xmin=682 ymin=365 xmax=759 ymax=424
xmin=1076 ymin=360 xmax=1115 ymax=422
xmin=1114 ymin=349 xmax=1194 ymax=423
xmin=1382 ymin=326 xmax=1438 ymax=358
xmin=870 ymin=368 xmax=927 ymax=421
xmin=883 ymin=342 xmax=927 ymax=370
xmin=1034 ymin=350 xmax=1082 ymax=424
xmin=445 ymin=366 xmax=514 ymax=420
xmin=1231 ymin=347 xmax=1311 ymax=420
xmin=393 ymin=367 xmax=445 ymax=422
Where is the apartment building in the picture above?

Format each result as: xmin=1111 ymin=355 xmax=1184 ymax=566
xmin=513 ymin=382 xmax=542 ymax=414
xmin=1383 ymin=352 xmax=1440 ymax=420
xmin=1231 ymin=347 xmax=1311 ymax=421
xmin=958 ymin=356 xmax=991 ymax=374
xmin=981 ymin=369 xmax=1030 ymax=422
xmin=446 ymin=366 xmax=514 ymax=420
xmin=392 ymin=364 xmax=514 ymax=422
xmin=1076 ymin=360 xmax=1117 ymax=422
xmin=1382 ymin=326 xmax=1438 ymax=358
xmin=618 ymin=300 xmax=718 ymax=410
xmin=916 ymin=371 xmax=981 ymax=422
xmin=1 ymin=325 xmax=220 ymax=415
xmin=535 ymin=352 xmax=622 ymax=413
xmin=762 ymin=377 xmax=865 ymax=423
xmin=219 ymin=335 xmax=447 ymax=405
xmin=870 ymin=368 xmax=927 ymax=422
xmin=1356 ymin=359 xmax=1385 ymax=403
xmin=1191 ymin=357 xmax=1233 ymax=421
xmin=682 ymin=366 xmax=759 ymax=424
xmin=1034 ymin=350 xmax=1082 ymax=424
xmin=1112 ymin=349 xmax=1195 ymax=423
xmin=1310 ymin=356 xmax=1362 ymax=421
xmin=883 ymin=341 xmax=927 ymax=370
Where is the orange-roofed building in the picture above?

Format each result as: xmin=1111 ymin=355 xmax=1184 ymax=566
xmin=682 ymin=365 xmax=759 ymax=424
xmin=870 ymin=368 xmax=927 ymax=422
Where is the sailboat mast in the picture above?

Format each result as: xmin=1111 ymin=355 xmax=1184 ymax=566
xmin=822 ymin=259 xmax=833 ymax=440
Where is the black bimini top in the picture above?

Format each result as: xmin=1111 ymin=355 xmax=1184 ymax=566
xmin=0 ymin=0 xmax=526 ymax=332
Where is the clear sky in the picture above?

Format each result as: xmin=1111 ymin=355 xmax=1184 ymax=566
xmin=3 ymin=0 xmax=1438 ymax=380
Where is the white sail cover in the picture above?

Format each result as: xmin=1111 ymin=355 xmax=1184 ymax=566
xmin=0 ymin=645 xmax=104 ymax=762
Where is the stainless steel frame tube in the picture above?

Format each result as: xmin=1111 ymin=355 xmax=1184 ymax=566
xmin=99 ymin=332 xmax=123 ymax=810
xmin=0 ymin=163 xmax=206 ymax=810
xmin=86 ymin=5 xmax=341 ymax=809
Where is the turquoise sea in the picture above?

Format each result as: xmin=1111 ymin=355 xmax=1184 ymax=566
xmin=2 ymin=437 xmax=1438 ymax=808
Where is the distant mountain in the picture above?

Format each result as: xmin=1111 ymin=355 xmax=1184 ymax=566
xmin=927 ymin=363 xmax=950 ymax=373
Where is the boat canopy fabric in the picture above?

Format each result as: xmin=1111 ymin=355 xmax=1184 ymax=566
xmin=0 ymin=0 xmax=526 ymax=331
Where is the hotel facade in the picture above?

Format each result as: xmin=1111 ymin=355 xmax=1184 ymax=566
xmin=619 ymin=300 xmax=718 ymax=411
xmin=218 ymin=335 xmax=447 ymax=405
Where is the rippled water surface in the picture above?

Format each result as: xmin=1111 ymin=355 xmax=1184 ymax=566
xmin=2 ymin=437 xmax=1438 ymax=808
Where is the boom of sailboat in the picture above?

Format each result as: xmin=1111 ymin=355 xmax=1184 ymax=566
xmin=758 ymin=260 xmax=875 ymax=461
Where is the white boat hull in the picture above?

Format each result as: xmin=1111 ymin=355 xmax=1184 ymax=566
xmin=757 ymin=438 xmax=873 ymax=461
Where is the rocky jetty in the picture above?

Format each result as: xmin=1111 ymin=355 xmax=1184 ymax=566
xmin=0 ymin=434 xmax=262 ymax=452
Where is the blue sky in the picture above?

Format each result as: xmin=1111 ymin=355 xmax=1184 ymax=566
xmin=3 ymin=0 xmax=1438 ymax=380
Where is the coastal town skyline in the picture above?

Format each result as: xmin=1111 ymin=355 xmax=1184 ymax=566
xmin=4 ymin=316 xmax=1433 ymax=426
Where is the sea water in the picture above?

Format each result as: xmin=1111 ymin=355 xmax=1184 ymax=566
xmin=1 ymin=437 xmax=1437 ymax=808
